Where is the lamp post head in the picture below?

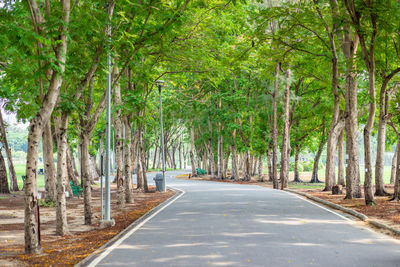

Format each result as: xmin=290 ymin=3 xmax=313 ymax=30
xmin=156 ymin=80 xmax=165 ymax=93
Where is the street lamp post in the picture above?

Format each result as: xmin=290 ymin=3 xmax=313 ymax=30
xmin=156 ymin=80 xmax=166 ymax=192
xmin=101 ymin=9 xmax=114 ymax=228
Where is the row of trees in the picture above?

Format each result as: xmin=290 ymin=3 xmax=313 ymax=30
xmin=1 ymin=0 xmax=400 ymax=255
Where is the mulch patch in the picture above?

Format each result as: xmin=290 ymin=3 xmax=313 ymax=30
xmin=0 ymin=187 xmax=175 ymax=266
xmin=298 ymin=187 xmax=400 ymax=226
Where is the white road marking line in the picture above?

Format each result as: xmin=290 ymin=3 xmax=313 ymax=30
xmin=87 ymin=186 xmax=185 ymax=267
xmin=283 ymin=191 xmax=352 ymax=222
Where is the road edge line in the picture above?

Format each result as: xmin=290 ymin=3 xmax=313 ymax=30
xmin=75 ymin=186 xmax=185 ymax=267
xmin=284 ymin=188 xmax=400 ymax=237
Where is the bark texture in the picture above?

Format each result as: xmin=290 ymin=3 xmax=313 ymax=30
xmin=24 ymin=0 xmax=70 ymax=254
xmin=55 ymin=113 xmax=68 ymax=235
xmin=0 ymin=109 xmax=18 ymax=191
xmin=0 ymin=149 xmax=9 ymax=194
xmin=124 ymin=119 xmax=134 ymax=203
xmin=280 ymin=70 xmax=291 ymax=190
xmin=272 ymin=62 xmax=280 ymax=189
xmin=43 ymin=121 xmax=56 ymax=201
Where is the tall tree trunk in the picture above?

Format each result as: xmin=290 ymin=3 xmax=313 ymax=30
xmin=293 ymin=146 xmax=302 ymax=182
xmin=267 ymin=144 xmax=273 ymax=181
xmin=272 ymin=62 xmax=280 ymax=189
xmin=280 ymin=70 xmax=291 ymax=190
xmin=217 ymin=134 xmax=223 ymax=179
xmin=391 ymin=141 xmax=400 ymax=200
xmin=0 ymin=149 xmax=9 ymax=194
xmin=112 ymin=65 xmax=125 ymax=208
xmin=324 ymin=103 xmax=344 ymax=190
xmin=138 ymin=126 xmax=149 ymax=192
xmin=363 ymin=69 xmax=377 ymax=204
xmin=337 ymin=128 xmax=345 ymax=186
xmin=341 ymin=27 xmax=362 ymax=199
xmin=310 ymin=135 xmax=327 ymax=183
xmin=55 ymin=113 xmax=68 ymax=236
xmin=0 ymin=109 xmax=18 ymax=191
xmin=375 ymin=93 xmax=389 ymax=196
xmin=152 ymin=144 xmax=158 ymax=170
xmin=124 ymin=119 xmax=134 ymax=203
xmin=249 ymin=153 xmax=254 ymax=176
xmin=231 ymin=140 xmax=239 ymax=180
xmin=24 ymin=0 xmax=70 ymax=254
xmin=43 ymin=121 xmax=56 ymax=201
xmin=242 ymin=151 xmax=251 ymax=181
xmin=324 ymin=119 xmax=344 ymax=189
xmin=390 ymin=147 xmax=397 ymax=184
xmin=190 ymin=126 xmax=197 ymax=176
xmin=179 ymin=141 xmax=182 ymax=170
xmin=257 ymin=155 xmax=264 ymax=182
xmin=80 ymin=133 xmax=93 ymax=225
xmin=67 ymin=147 xmax=79 ymax=186
xmin=223 ymin=151 xmax=230 ymax=179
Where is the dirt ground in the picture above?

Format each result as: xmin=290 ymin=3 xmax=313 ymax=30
xmin=177 ymin=173 xmax=400 ymax=236
xmin=0 ymin=184 xmax=175 ymax=266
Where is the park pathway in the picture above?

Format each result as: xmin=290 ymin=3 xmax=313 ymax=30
xmin=85 ymin=170 xmax=400 ymax=267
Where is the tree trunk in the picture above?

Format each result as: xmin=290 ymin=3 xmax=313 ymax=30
xmin=80 ymin=133 xmax=93 ymax=225
xmin=324 ymin=119 xmax=344 ymax=189
xmin=363 ymin=67 xmax=377 ymax=204
xmin=0 ymin=149 xmax=9 ymax=194
xmin=391 ymin=141 xmax=400 ymax=200
xmin=272 ymin=62 xmax=280 ymax=189
xmin=55 ymin=113 xmax=68 ymax=236
xmin=310 ymin=136 xmax=326 ymax=183
xmin=325 ymin=99 xmax=343 ymax=190
xmin=249 ymin=153 xmax=254 ymax=176
xmin=190 ymin=126 xmax=197 ymax=176
xmin=69 ymin=147 xmax=79 ymax=177
xmin=242 ymin=151 xmax=251 ymax=181
xmin=0 ymin=109 xmax=18 ymax=191
xmin=267 ymin=145 xmax=273 ymax=181
xmin=280 ymin=70 xmax=291 ymax=190
xmin=136 ymin=144 xmax=143 ymax=190
xmin=390 ymin=147 xmax=397 ymax=184
xmin=124 ymin=119 xmax=134 ymax=203
xmin=217 ymin=134 xmax=223 ymax=179
xmin=223 ymin=151 xmax=230 ymax=179
xmin=43 ymin=121 xmax=56 ymax=201
xmin=340 ymin=27 xmax=362 ymax=199
xmin=257 ymin=155 xmax=264 ymax=182
xmin=179 ymin=141 xmax=182 ymax=170
xmin=231 ymin=145 xmax=238 ymax=181
xmin=293 ymin=146 xmax=302 ymax=182
xmin=66 ymin=148 xmax=79 ymax=186
xmin=24 ymin=0 xmax=70 ymax=254
xmin=337 ymin=128 xmax=345 ymax=186
xmin=152 ymin=144 xmax=158 ymax=170
xmin=138 ymin=127 xmax=148 ymax=192
xmin=112 ymin=65 xmax=125 ymax=208
xmin=374 ymin=104 xmax=389 ymax=196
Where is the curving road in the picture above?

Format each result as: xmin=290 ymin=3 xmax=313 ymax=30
xmin=85 ymin=170 xmax=400 ymax=267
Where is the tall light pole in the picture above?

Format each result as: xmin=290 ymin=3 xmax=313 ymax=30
xmin=101 ymin=7 xmax=113 ymax=227
xmin=156 ymin=80 xmax=166 ymax=192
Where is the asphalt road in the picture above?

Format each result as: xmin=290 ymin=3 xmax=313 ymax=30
xmin=87 ymin=170 xmax=400 ymax=267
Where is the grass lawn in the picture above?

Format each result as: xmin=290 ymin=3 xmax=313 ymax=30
xmin=6 ymin=162 xmax=45 ymax=190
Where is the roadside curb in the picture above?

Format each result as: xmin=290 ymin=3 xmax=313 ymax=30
xmin=75 ymin=187 xmax=184 ymax=267
xmin=284 ymin=188 xmax=400 ymax=237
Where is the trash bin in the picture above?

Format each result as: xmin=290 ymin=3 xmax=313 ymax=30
xmin=154 ymin=174 xmax=165 ymax=192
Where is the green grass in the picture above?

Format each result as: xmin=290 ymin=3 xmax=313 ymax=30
xmin=264 ymin=165 xmax=394 ymax=185
xmin=6 ymin=162 xmax=45 ymax=190
xmin=288 ymin=183 xmax=325 ymax=189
